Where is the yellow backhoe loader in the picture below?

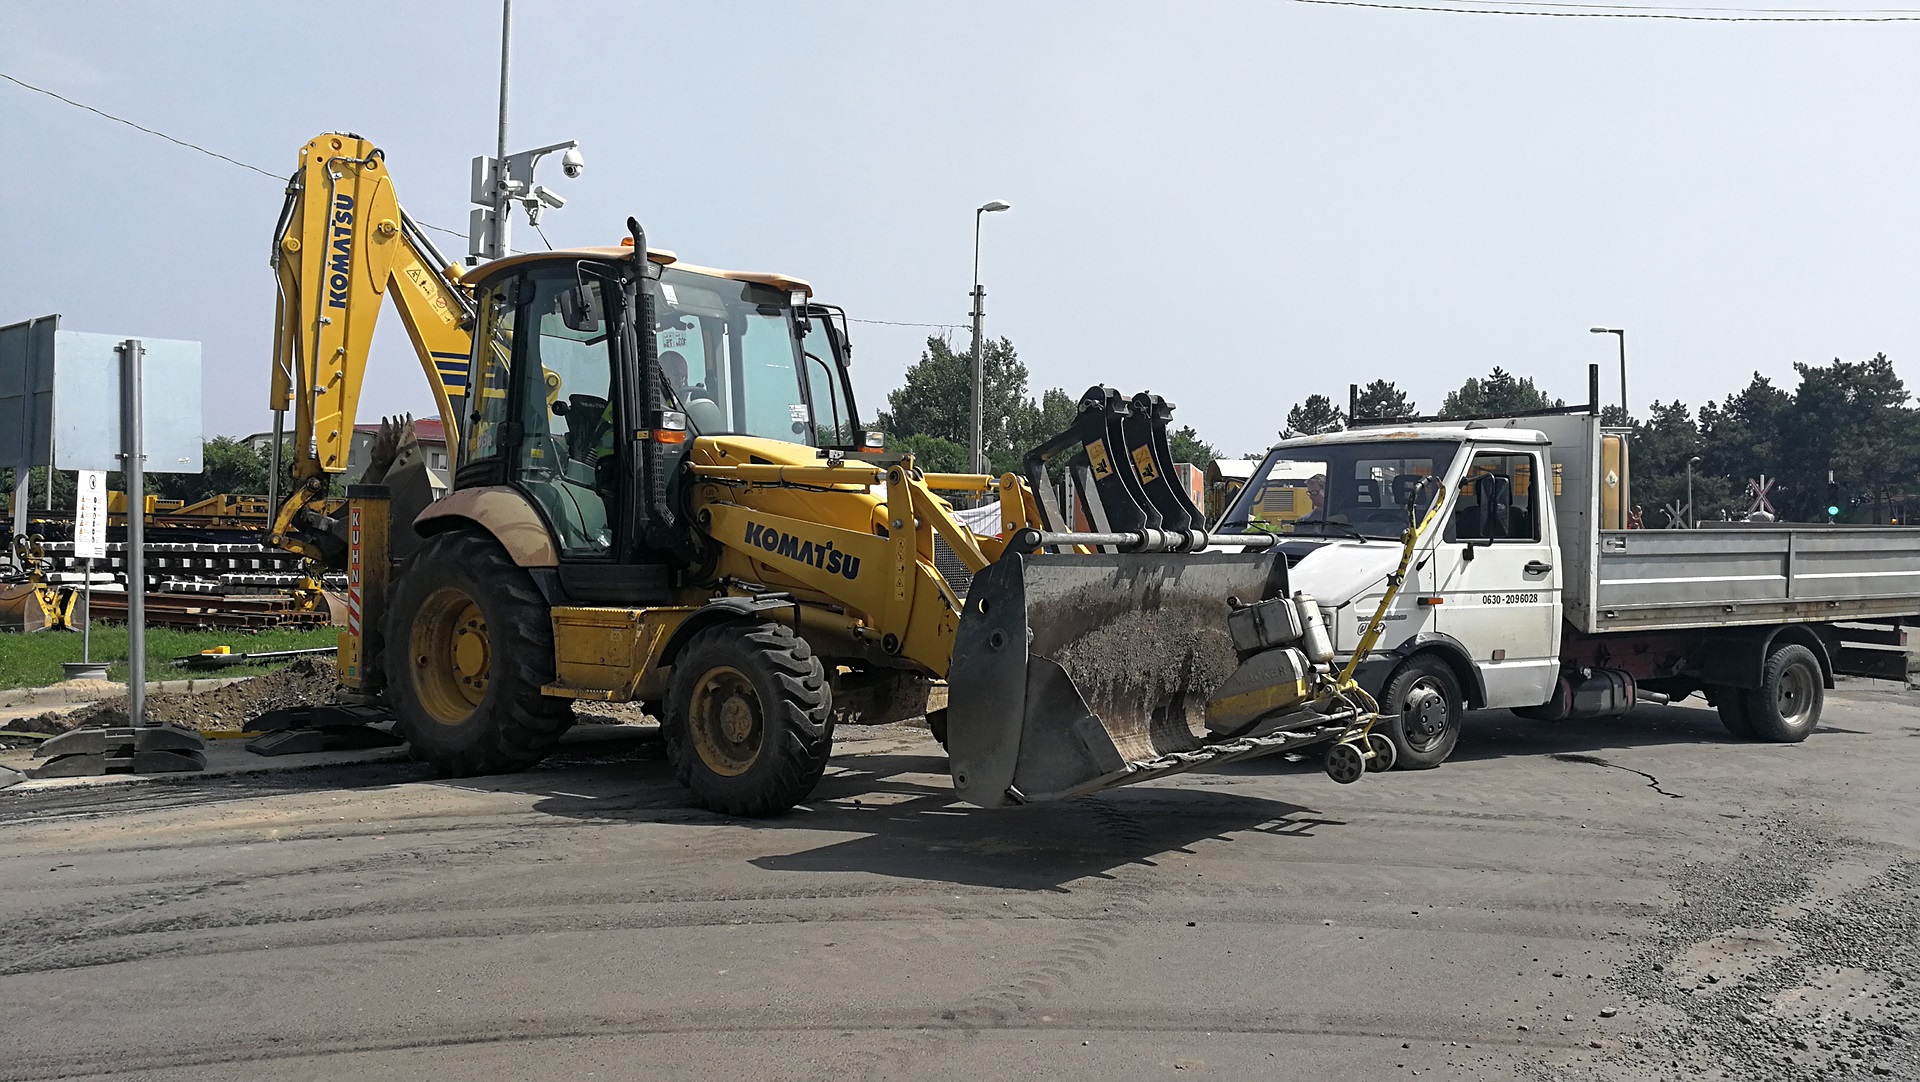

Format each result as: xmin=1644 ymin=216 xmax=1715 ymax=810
xmin=269 ymin=133 xmax=1414 ymax=815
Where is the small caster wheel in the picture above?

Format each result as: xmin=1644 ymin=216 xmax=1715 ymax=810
xmin=1365 ymin=731 xmax=1397 ymax=773
xmin=1324 ymin=741 xmax=1366 ymax=784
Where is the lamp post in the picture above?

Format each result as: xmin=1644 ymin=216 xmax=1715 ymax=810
xmin=969 ymin=200 xmax=1011 ymax=476
xmin=1590 ymin=327 xmax=1627 ymax=418
xmin=1686 ymin=455 xmax=1701 ymax=528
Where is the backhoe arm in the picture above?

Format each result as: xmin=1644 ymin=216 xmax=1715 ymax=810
xmin=266 ymin=132 xmax=474 ymax=562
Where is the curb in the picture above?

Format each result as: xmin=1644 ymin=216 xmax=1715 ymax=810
xmin=0 ymin=676 xmax=252 ymax=710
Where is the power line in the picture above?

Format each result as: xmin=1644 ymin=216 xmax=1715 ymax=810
xmin=0 ymin=70 xmax=478 ymax=245
xmin=848 ymin=317 xmax=969 ymax=330
xmin=1 ymin=71 xmax=284 ymax=180
xmin=1292 ymin=0 xmax=1920 ymax=18
xmin=1440 ymin=0 xmax=1920 ymax=10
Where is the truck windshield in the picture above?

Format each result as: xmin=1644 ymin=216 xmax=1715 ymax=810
xmin=648 ymin=269 xmax=818 ymax=444
xmin=1221 ymin=440 xmax=1460 ymax=539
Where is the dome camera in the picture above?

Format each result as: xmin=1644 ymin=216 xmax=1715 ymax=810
xmin=561 ymin=146 xmax=585 ymax=179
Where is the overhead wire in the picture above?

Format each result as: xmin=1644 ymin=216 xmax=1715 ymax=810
xmin=1 ymin=69 xmax=982 ymax=316
xmin=0 ymin=70 xmax=487 ymax=248
xmin=848 ymin=317 xmax=969 ymax=330
xmin=1290 ymin=0 xmax=1920 ymax=18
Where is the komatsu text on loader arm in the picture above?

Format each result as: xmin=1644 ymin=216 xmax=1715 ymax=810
xmin=266 ymin=132 xmax=1411 ymax=816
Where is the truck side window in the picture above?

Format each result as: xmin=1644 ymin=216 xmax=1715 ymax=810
xmin=1449 ymin=452 xmax=1541 ymax=542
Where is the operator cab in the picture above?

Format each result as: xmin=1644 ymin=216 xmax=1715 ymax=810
xmin=456 ymin=246 xmax=866 ymax=595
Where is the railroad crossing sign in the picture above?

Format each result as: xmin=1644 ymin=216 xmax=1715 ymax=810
xmin=1662 ymin=500 xmax=1689 ymax=528
xmin=1746 ymin=475 xmax=1778 ymax=518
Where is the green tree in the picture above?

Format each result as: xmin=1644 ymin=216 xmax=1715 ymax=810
xmin=1168 ymin=425 xmax=1219 ymax=467
xmin=894 ymin=433 xmax=967 ymax=473
xmin=1284 ymin=394 xmax=1345 ymax=435
xmin=1350 ymin=379 xmax=1416 ymax=422
xmin=149 ymin=437 xmax=272 ymax=504
xmin=877 ymin=336 xmax=1038 ymax=466
xmin=1624 ymin=400 xmax=1732 ymax=526
xmin=1697 ymin=373 xmax=1794 ymax=519
xmin=1440 ymin=367 xmax=1561 ymax=418
xmin=1778 ymin=354 xmax=1913 ymax=521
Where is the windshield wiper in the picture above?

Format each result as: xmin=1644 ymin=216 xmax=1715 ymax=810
xmin=1292 ymin=516 xmax=1366 ymax=540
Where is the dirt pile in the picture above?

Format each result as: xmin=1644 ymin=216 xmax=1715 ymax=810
xmin=14 ymin=657 xmax=351 ymax=735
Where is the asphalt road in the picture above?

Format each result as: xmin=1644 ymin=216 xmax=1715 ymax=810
xmin=1 ymin=683 xmax=1915 ymax=1082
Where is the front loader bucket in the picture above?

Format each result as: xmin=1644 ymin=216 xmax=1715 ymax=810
xmin=0 ymin=582 xmax=55 ymax=633
xmin=947 ymin=550 xmax=1294 ymax=807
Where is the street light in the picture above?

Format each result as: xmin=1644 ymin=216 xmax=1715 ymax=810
xmin=970 ymin=200 xmax=1012 ymax=476
xmin=1590 ymin=327 xmax=1627 ymax=419
xmin=1686 ymin=455 xmax=1701 ymax=529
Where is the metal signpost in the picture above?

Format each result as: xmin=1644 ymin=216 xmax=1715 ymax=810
xmin=119 ymin=340 xmax=149 ymax=727
xmin=21 ymin=330 xmax=206 ymax=776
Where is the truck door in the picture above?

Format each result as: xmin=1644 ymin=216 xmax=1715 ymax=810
xmin=1432 ymin=447 xmax=1563 ymax=708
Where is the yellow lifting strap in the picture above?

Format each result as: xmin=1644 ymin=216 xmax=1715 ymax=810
xmin=1331 ymin=482 xmax=1450 ymax=715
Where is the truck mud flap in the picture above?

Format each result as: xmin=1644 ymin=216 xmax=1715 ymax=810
xmin=947 ymin=549 xmax=1325 ymax=807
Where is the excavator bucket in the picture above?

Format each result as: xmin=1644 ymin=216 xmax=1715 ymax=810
xmin=946 ymin=549 xmax=1304 ymax=807
xmin=0 ymin=581 xmax=56 ymax=633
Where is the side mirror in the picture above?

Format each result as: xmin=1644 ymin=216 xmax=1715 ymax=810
xmin=557 ymin=284 xmax=598 ymax=333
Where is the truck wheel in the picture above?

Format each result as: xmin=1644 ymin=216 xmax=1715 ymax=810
xmin=1380 ymin=655 xmax=1464 ymax=769
xmin=386 ymin=530 xmax=574 ymax=776
xmin=1740 ymin=643 xmax=1823 ymax=743
xmin=665 ymin=621 xmax=834 ymax=817
xmin=1710 ymin=686 xmax=1757 ymax=739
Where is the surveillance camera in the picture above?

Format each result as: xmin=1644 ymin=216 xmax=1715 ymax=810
xmin=561 ymin=146 xmax=585 ymax=178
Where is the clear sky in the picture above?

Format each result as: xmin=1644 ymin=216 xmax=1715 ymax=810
xmin=2 ymin=0 xmax=1915 ymax=456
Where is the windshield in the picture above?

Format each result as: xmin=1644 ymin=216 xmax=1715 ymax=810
xmin=648 ymin=268 xmax=818 ymax=443
xmin=1220 ymin=439 xmax=1460 ymax=539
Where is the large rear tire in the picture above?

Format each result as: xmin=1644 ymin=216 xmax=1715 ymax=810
xmin=1380 ymin=654 xmax=1465 ymax=770
xmin=664 ymin=621 xmax=833 ymax=817
xmin=1741 ymin=643 xmax=1823 ymax=743
xmin=385 ymin=530 xmax=574 ymax=776
xmin=1711 ymin=685 xmax=1757 ymax=739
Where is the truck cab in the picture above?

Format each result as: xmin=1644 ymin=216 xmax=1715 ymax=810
xmin=1220 ymin=427 xmax=1565 ymax=718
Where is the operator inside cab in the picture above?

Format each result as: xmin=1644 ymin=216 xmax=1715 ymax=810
xmin=595 ymin=350 xmax=697 ymax=462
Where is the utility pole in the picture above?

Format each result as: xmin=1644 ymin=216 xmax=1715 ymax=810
xmin=969 ymin=200 xmax=1011 ymax=475
xmin=468 ymin=0 xmax=585 ymax=264
xmin=491 ymin=0 xmax=513 ymax=262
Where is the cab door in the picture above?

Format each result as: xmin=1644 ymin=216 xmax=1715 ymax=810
xmin=1431 ymin=447 xmax=1562 ymax=708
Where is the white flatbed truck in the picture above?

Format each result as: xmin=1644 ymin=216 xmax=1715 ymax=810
xmin=1217 ymin=366 xmax=1920 ymax=767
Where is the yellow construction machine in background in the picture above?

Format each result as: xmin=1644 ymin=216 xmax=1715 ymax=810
xmin=0 ymin=536 xmax=76 ymax=633
xmin=266 ymin=132 xmax=1402 ymax=816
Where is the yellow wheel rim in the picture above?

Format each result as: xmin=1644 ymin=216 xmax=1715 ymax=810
xmin=409 ymin=586 xmax=490 ymax=725
xmin=689 ymin=666 xmax=763 ymax=777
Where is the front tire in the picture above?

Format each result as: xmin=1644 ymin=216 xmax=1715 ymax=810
xmin=1379 ymin=654 xmax=1465 ymax=769
xmin=385 ymin=530 xmax=574 ymax=776
xmin=1741 ymin=643 xmax=1823 ymax=743
xmin=665 ymin=622 xmax=834 ymax=817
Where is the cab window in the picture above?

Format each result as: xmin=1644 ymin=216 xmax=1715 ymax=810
xmin=464 ymin=279 xmax=515 ymax=465
xmin=513 ymin=270 xmax=620 ymax=559
xmin=1447 ymin=451 xmax=1541 ymax=542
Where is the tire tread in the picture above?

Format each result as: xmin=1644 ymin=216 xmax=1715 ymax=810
xmin=664 ymin=621 xmax=834 ymax=817
xmin=386 ymin=530 xmax=573 ymax=776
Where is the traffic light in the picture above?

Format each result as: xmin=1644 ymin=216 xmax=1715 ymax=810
xmin=1827 ymin=478 xmax=1840 ymax=521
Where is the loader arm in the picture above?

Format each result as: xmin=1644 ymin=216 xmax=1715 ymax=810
xmin=266 ymin=132 xmax=475 ymax=563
